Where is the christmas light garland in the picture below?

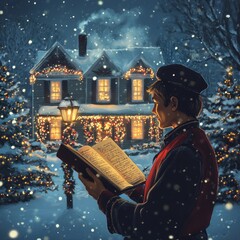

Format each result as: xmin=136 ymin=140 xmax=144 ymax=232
xmin=124 ymin=66 xmax=154 ymax=80
xmin=30 ymin=64 xmax=83 ymax=84
xmin=37 ymin=115 xmax=161 ymax=144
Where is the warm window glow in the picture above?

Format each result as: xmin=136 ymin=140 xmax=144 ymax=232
xmin=50 ymin=119 xmax=61 ymax=140
xmin=97 ymin=79 xmax=111 ymax=102
xmin=131 ymin=119 xmax=144 ymax=139
xmin=50 ymin=81 xmax=61 ymax=102
xmin=132 ymin=79 xmax=143 ymax=101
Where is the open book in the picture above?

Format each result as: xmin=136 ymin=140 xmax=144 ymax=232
xmin=56 ymin=138 xmax=146 ymax=194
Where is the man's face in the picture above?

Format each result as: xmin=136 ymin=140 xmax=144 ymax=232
xmin=151 ymin=92 xmax=174 ymax=129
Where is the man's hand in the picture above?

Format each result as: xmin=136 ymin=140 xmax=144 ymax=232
xmin=78 ymin=168 xmax=107 ymax=200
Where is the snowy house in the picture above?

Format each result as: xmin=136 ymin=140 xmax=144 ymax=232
xmin=30 ymin=35 xmax=164 ymax=148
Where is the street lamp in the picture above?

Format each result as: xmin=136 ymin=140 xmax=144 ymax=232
xmin=58 ymin=96 xmax=80 ymax=209
xmin=58 ymin=96 xmax=80 ymax=123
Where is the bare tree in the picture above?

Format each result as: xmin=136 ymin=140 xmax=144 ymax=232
xmin=162 ymin=0 xmax=240 ymax=70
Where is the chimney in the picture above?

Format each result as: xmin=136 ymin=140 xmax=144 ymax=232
xmin=78 ymin=34 xmax=87 ymax=57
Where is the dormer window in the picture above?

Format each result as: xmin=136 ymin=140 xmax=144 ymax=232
xmin=132 ymin=78 xmax=144 ymax=102
xmin=97 ymin=78 xmax=111 ymax=103
xmin=50 ymin=81 xmax=62 ymax=103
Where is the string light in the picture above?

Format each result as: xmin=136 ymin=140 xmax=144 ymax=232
xmin=30 ymin=64 xmax=83 ymax=85
xmin=202 ymin=65 xmax=239 ymax=202
xmin=124 ymin=66 xmax=154 ymax=80
xmin=36 ymin=115 xmax=161 ymax=144
xmin=0 ymin=64 xmax=56 ymax=204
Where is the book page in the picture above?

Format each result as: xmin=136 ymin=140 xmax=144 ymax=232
xmin=92 ymin=138 xmax=146 ymax=186
xmin=77 ymin=146 xmax=131 ymax=191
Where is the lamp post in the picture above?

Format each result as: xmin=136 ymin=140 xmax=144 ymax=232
xmin=58 ymin=96 xmax=80 ymax=209
xmin=29 ymin=74 xmax=36 ymax=139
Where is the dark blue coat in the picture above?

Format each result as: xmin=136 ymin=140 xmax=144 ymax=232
xmin=98 ymin=120 xmax=218 ymax=240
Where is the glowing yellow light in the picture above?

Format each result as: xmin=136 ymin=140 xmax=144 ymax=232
xmin=225 ymin=202 xmax=233 ymax=210
xmin=8 ymin=230 xmax=19 ymax=239
xmin=33 ymin=65 xmax=83 ymax=81
xmin=124 ymin=66 xmax=154 ymax=80
xmin=29 ymin=74 xmax=36 ymax=85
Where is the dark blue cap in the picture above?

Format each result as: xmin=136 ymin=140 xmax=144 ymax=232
xmin=156 ymin=64 xmax=208 ymax=94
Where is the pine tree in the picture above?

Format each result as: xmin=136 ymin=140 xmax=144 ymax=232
xmin=201 ymin=66 xmax=240 ymax=202
xmin=0 ymin=62 xmax=56 ymax=204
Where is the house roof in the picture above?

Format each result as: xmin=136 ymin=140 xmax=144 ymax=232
xmin=31 ymin=42 xmax=164 ymax=76
xmin=30 ymin=42 xmax=80 ymax=74
xmin=38 ymin=103 xmax=154 ymax=116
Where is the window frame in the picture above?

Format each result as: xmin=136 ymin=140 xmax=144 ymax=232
xmin=131 ymin=77 xmax=144 ymax=102
xmin=97 ymin=78 xmax=111 ymax=103
xmin=131 ymin=118 xmax=144 ymax=140
xmin=50 ymin=80 xmax=62 ymax=103
xmin=50 ymin=119 xmax=62 ymax=140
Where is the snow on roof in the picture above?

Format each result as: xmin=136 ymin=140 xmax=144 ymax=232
xmin=31 ymin=42 xmax=79 ymax=74
xmin=38 ymin=103 xmax=154 ymax=116
xmin=80 ymin=103 xmax=154 ymax=115
xmin=38 ymin=106 xmax=61 ymax=116
xmin=33 ymin=42 xmax=164 ymax=75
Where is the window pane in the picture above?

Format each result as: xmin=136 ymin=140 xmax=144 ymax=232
xmin=50 ymin=119 xmax=62 ymax=140
xmin=132 ymin=79 xmax=143 ymax=101
xmin=131 ymin=119 xmax=144 ymax=139
xmin=97 ymin=79 xmax=111 ymax=102
xmin=50 ymin=81 xmax=61 ymax=102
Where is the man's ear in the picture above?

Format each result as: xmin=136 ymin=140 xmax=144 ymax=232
xmin=170 ymin=96 xmax=178 ymax=111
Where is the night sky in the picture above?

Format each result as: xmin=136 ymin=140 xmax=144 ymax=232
xmin=0 ymin=0 xmax=165 ymax=49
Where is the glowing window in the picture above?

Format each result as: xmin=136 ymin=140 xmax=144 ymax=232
xmin=132 ymin=79 xmax=144 ymax=102
xmin=50 ymin=81 xmax=61 ymax=102
xmin=50 ymin=119 xmax=62 ymax=140
xmin=97 ymin=79 xmax=111 ymax=102
xmin=131 ymin=119 xmax=144 ymax=139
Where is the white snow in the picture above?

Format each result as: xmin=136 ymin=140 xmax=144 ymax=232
xmin=38 ymin=106 xmax=61 ymax=116
xmin=32 ymin=44 xmax=164 ymax=75
xmin=0 ymin=151 xmax=239 ymax=240
xmin=39 ymin=103 xmax=154 ymax=116
xmin=0 ymin=143 xmax=22 ymax=155
xmin=203 ymin=109 xmax=220 ymax=119
xmin=58 ymin=99 xmax=80 ymax=108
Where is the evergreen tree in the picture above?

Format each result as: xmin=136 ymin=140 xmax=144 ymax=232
xmin=201 ymin=67 xmax=240 ymax=202
xmin=0 ymin=62 xmax=56 ymax=204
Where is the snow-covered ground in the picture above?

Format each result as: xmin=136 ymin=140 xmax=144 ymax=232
xmin=0 ymin=152 xmax=239 ymax=240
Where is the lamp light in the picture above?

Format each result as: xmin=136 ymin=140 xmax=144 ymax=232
xmin=58 ymin=97 xmax=80 ymax=122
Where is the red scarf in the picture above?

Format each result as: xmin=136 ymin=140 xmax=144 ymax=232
xmin=144 ymin=131 xmax=188 ymax=201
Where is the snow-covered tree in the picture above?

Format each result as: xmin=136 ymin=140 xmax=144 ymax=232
xmin=0 ymin=62 xmax=56 ymax=204
xmin=0 ymin=18 xmax=62 ymax=96
xmin=201 ymin=66 xmax=240 ymax=202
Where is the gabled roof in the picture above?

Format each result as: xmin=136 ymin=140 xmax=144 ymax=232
xmin=30 ymin=42 xmax=80 ymax=74
xmin=32 ymin=45 xmax=164 ymax=75
xmin=124 ymin=55 xmax=153 ymax=72
xmin=84 ymin=51 xmax=121 ymax=77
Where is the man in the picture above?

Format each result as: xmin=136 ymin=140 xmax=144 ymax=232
xmin=79 ymin=64 xmax=218 ymax=240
